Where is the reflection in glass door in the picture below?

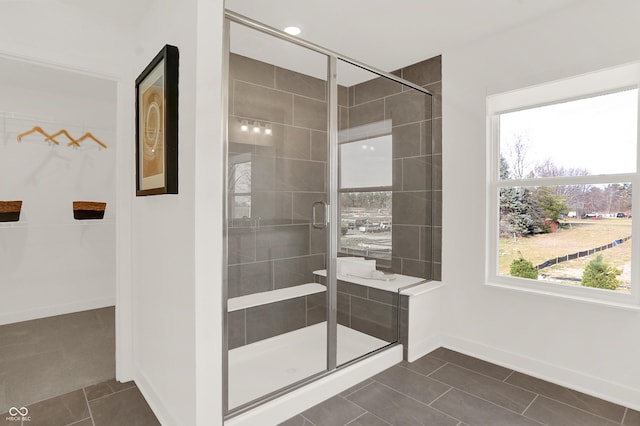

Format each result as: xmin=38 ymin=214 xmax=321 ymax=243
xmin=225 ymin=19 xmax=331 ymax=412
xmin=223 ymin=12 xmax=433 ymax=416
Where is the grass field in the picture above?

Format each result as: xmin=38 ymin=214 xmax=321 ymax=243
xmin=499 ymin=219 xmax=632 ymax=292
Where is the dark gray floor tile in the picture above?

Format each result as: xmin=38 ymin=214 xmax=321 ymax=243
xmin=430 ymin=364 xmax=536 ymax=414
xmin=1 ymin=411 xmax=22 ymax=425
xmin=345 ymin=412 xmax=392 ymax=426
xmin=401 ymin=355 xmax=446 ymax=376
xmin=373 ymin=365 xmax=450 ymax=405
xmin=524 ymin=396 xmax=620 ymax=426
xmin=23 ymin=389 xmax=89 ymax=426
xmin=506 ymin=372 xmax=626 ymax=422
xmin=84 ymin=379 xmax=136 ymax=401
xmin=625 ymin=408 xmax=640 ymax=425
xmin=90 ymin=387 xmax=160 ymax=426
xmin=346 ymin=382 xmax=458 ymax=426
xmin=431 ymin=389 xmax=540 ymax=426
xmin=68 ymin=419 xmax=93 ymax=426
xmin=301 ymin=395 xmax=365 ymax=426
xmin=427 ymin=348 xmax=512 ymax=380
xmin=279 ymin=414 xmax=316 ymax=425
xmin=339 ymin=379 xmax=374 ymax=397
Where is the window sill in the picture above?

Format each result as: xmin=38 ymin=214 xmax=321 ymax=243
xmin=484 ymin=279 xmax=640 ymax=312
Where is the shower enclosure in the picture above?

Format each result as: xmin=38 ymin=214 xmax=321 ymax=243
xmin=223 ymin=10 xmax=434 ymax=417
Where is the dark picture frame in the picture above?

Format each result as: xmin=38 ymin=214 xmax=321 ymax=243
xmin=135 ymin=44 xmax=179 ymax=196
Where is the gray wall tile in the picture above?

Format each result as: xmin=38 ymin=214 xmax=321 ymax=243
xmin=337 ymin=280 xmax=368 ymax=297
xmin=354 ymin=76 xmax=402 ymax=105
xmin=234 ymin=81 xmax=293 ymax=125
xmin=293 ymin=96 xmax=327 ymax=131
xmin=275 ymin=158 xmax=325 ymax=192
xmin=255 ymin=225 xmax=310 ymax=261
xmin=227 ymin=261 xmax=271 ymax=298
xmin=368 ymin=288 xmax=399 ymax=306
xmin=392 ymin=122 xmax=421 ymax=158
xmin=251 ymin=191 xmax=292 ymax=225
xmin=227 ymin=310 xmax=246 ymax=350
xmin=276 ymin=67 xmax=326 ymax=101
xmin=350 ymin=297 xmax=397 ymax=342
xmin=431 ymin=117 xmax=442 ymax=154
xmin=256 ymin=124 xmax=311 ymax=160
xmin=306 ymin=292 xmax=327 ymax=325
xmin=392 ymin=225 xmax=420 ymax=260
xmin=348 ymin=99 xmax=384 ymax=128
xmin=250 ymin=155 xmax=275 ymax=191
xmin=292 ymin=193 xmax=327 ymax=222
xmin=421 ymin=119 xmax=433 ymax=155
xmin=385 ymin=91 xmax=431 ymax=127
xmin=433 ymin=227 xmax=442 ymax=263
xmin=433 ymin=190 xmax=442 ymax=227
xmin=425 ymin=81 xmax=442 ymax=119
xmin=310 ymin=226 xmax=327 ymax=255
xmin=402 ymin=156 xmax=431 ymax=191
xmin=310 ymin=130 xmax=327 ymax=161
xmin=338 ymin=84 xmax=348 ymax=107
xmin=245 ymin=298 xmax=306 ymax=344
xmin=393 ymin=191 xmax=431 ymax=226
xmin=273 ymin=254 xmax=325 ymax=289
xmin=433 ymin=153 xmax=442 ymax=190
xmin=338 ymin=292 xmax=350 ymax=327
xmin=228 ymin=227 xmax=255 ymax=265
xmin=230 ymin=53 xmax=274 ymax=87
xmin=402 ymin=55 xmax=441 ymax=87
xmin=392 ymin=158 xmax=403 ymax=191
xmin=402 ymin=259 xmax=431 ymax=279
xmin=420 ymin=226 xmax=433 ymax=262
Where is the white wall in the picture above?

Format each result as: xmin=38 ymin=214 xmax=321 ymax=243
xmin=130 ymin=0 xmax=224 ymax=425
xmin=442 ymin=0 xmax=640 ymax=410
xmin=0 ymin=2 xmax=129 ymax=325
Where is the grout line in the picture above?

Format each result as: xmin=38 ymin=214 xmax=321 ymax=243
xmin=503 ymin=370 xmax=515 ymax=382
xmin=299 ymin=413 xmax=317 ymax=426
xmin=428 ymin=386 xmax=454 ymax=407
xmin=533 ymin=394 xmax=628 ymax=425
xmin=82 ymin=387 xmax=96 ymax=426
xmin=622 ymin=407 xmax=628 ymax=425
xmin=450 ymin=388 xmax=546 ymax=426
xmin=85 ymin=384 xmax=136 ymax=404
xmin=522 ymin=394 xmax=539 ymax=416
xmin=343 ymin=412 xmax=368 ymax=426
xmin=66 ymin=418 xmax=92 ymax=426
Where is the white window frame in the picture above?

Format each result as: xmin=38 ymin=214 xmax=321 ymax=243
xmin=486 ymin=62 xmax=640 ymax=308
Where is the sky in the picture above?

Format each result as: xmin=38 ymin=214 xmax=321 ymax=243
xmin=499 ymin=88 xmax=638 ymax=178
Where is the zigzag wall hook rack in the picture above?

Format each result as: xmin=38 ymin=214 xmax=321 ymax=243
xmin=17 ymin=126 xmax=107 ymax=149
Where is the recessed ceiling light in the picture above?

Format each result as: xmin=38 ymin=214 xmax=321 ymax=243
xmin=284 ymin=26 xmax=301 ymax=36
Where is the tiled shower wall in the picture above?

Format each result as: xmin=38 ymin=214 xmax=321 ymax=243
xmin=345 ymin=56 xmax=442 ymax=280
xmin=227 ymin=53 xmax=442 ymax=347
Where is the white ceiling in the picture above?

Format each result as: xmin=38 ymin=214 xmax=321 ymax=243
xmin=227 ymin=0 xmax=579 ymax=79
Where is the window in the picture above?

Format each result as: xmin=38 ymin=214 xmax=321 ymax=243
xmin=487 ymin=64 xmax=640 ymax=305
xmin=339 ymin=135 xmax=392 ymax=260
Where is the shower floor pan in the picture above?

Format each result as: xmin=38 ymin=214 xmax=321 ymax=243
xmin=228 ymin=322 xmax=389 ymax=410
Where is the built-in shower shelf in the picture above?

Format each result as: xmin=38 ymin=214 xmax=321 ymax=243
xmin=228 ymin=283 xmax=326 ymax=312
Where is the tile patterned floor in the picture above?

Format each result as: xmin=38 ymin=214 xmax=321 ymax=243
xmin=0 ymin=379 xmax=160 ymax=426
xmin=0 ymin=307 xmax=115 ymax=413
xmin=280 ymin=347 xmax=640 ymax=426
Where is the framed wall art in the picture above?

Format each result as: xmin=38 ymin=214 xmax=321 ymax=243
xmin=135 ymin=44 xmax=179 ymax=196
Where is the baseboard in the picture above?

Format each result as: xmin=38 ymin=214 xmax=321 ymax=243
xmin=407 ymin=334 xmax=442 ymax=362
xmin=135 ymin=370 xmax=180 ymax=426
xmin=0 ymin=297 xmax=116 ymax=325
xmin=441 ymin=334 xmax=640 ymax=412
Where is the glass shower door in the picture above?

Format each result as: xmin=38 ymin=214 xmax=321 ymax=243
xmin=225 ymin=20 xmax=331 ymax=412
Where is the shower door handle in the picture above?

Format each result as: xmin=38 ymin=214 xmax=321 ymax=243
xmin=312 ymin=201 xmax=328 ymax=229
